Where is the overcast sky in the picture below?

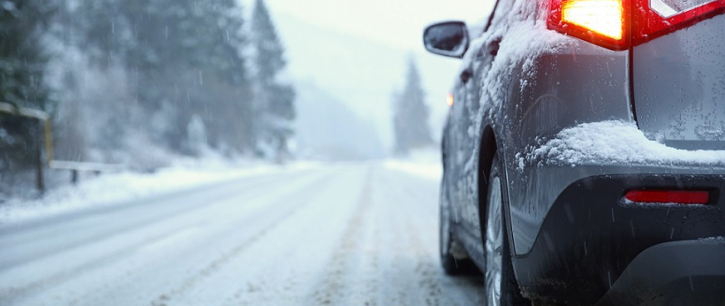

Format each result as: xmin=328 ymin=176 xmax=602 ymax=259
xmin=264 ymin=0 xmax=494 ymax=50
xmin=243 ymin=0 xmax=496 ymax=151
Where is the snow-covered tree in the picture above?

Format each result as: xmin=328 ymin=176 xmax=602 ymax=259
xmin=0 ymin=0 xmax=57 ymax=171
xmin=251 ymin=0 xmax=296 ymax=161
xmin=200 ymin=0 xmax=256 ymax=153
xmin=392 ymin=59 xmax=433 ymax=155
xmin=73 ymin=0 xmax=255 ymax=156
xmin=186 ymin=114 xmax=208 ymax=156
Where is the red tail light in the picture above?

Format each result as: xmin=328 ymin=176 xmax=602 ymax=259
xmin=548 ymin=0 xmax=725 ymax=50
xmin=549 ymin=0 xmax=628 ymax=49
xmin=624 ymin=190 xmax=710 ymax=205
xmin=633 ymin=0 xmax=725 ymax=45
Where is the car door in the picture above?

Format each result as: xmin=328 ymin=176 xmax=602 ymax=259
xmin=446 ymin=71 xmax=468 ymax=228
xmin=455 ymin=37 xmax=501 ymax=243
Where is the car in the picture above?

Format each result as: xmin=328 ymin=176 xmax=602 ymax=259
xmin=424 ymin=0 xmax=725 ymax=304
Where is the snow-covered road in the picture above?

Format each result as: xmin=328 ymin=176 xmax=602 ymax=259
xmin=0 ymin=163 xmax=484 ymax=306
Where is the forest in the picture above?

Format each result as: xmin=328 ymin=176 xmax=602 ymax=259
xmin=0 ymin=0 xmax=295 ymax=187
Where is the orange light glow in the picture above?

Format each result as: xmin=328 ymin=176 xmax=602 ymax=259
xmin=562 ymin=0 xmax=624 ymax=40
xmin=446 ymin=94 xmax=454 ymax=107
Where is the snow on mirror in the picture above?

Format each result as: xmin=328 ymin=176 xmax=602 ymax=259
xmin=423 ymin=21 xmax=469 ymax=58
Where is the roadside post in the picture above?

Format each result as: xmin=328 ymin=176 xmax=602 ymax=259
xmin=0 ymin=102 xmax=123 ymax=193
xmin=0 ymin=102 xmax=52 ymax=192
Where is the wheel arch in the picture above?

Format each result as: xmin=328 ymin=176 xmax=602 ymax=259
xmin=476 ymin=124 xmax=518 ymax=253
xmin=477 ymin=124 xmax=527 ymax=302
xmin=477 ymin=124 xmax=498 ymax=230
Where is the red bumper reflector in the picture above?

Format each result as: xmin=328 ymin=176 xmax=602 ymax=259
xmin=625 ymin=190 xmax=710 ymax=204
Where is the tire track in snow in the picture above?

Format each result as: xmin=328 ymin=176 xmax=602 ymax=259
xmin=380 ymin=167 xmax=483 ymax=306
xmin=0 ymin=172 xmax=306 ymax=306
xmin=214 ymin=166 xmax=371 ymax=306
xmin=311 ymin=169 xmax=373 ymax=305
xmin=362 ymin=217 xmax=381 ymax=306
xmin=3 ymin=169 xmax=331 ymax=306
xmin=0 ymin=172 xmax=291 ymax=272
xmin=404 ymin=220 xmax=446 ymax=306
xmin=381 ymin=170 xmax=445 ymax=305
xmin=0 ymin=227 xmax=183 ymax=306
xmin=371 ymin=170 xmax=442 ymax=306
xmin=147 ymin=172 xmax=336 ymax=306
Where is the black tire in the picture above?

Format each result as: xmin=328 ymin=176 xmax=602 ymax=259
xmin=484 ymin=153 xmax=530 ymax=305
xmin=440 ymin=182 xmax=479 ymax=275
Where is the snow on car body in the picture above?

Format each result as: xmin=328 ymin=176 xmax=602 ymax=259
xmin=425 ymin=0 xmax=725 ymax=304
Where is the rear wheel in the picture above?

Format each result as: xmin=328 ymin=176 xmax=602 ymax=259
xmin=484 ymin=153 xmax=529 ymax=306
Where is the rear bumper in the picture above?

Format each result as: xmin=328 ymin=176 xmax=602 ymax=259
xmin=596 ymin=239 xmax=725 ymax=306
xmin=513 ymin=174 xmax=725 ymax=305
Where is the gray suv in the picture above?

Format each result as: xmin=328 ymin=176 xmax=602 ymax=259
xmin=424 ymin=0 xmax=725 ymax=304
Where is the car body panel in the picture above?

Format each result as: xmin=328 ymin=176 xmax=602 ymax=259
xmin=633 ymin=14 xmax=725 ymax=150
xmin=505 ymin=47 xmax=633 ymax=255
xmin=515 ymin=172 xmax=725 ymax=305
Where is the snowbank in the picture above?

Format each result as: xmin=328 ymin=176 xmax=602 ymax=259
xmin=384 ymin=147 xmax=443 ymax=181
xmin=0 ymin=157 xmax=320 ymax=225
xmin=520 ymin=120 xmax=725 ymax=169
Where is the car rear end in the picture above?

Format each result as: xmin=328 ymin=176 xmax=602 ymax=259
xmin=506 ymin=0 xmax=725 ymax=304
xmin=601 ymin=7 xmax=725 ymax=305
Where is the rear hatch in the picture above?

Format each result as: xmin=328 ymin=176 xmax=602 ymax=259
xmin=632 ymin=6 xmax=725 ymax=150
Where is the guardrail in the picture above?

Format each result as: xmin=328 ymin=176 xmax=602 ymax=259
xmin=1 ymin=102 xmax=122 ymax=192
xmin=50 ymin=160 xmax=125 ymax=184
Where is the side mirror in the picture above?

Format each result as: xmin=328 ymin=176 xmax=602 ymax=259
xmin=423 ymin=21 xmax=469 ymax=59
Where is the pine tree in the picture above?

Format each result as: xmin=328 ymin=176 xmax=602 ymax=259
xmin=392 ymin=59 xmax=432 ymax=155
xmin=200 ymin=0 xmax=255 ymax=153
xmin=0 ymin=0 xmax=57 ymax=170
xmin=251 ymin=0 xmax=296 ymax=161
xmin=74 ymin=0 xmax=255 ymax=155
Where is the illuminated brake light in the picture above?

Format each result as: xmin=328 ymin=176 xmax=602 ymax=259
xmin=561 ymin=0 xmax=624 ymax=40
xmin=624 ymin=190 xmax=710 ymax=205
xmin=548 ymin=0 xmax=725 ymax=50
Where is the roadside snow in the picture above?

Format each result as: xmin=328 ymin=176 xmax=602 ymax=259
xmin=521 ymin=120 xmax=725 ymax=169
xmin=0 ymin=158 xmax=320 ymax=225
xmin=384 ymin=148 xmax=443 ymax=181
